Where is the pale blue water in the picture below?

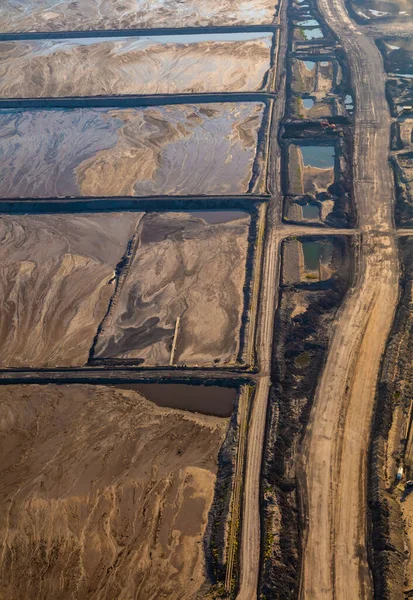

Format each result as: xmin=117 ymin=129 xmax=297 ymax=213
xmin=301 ymin=145 xmax=335 ymax=169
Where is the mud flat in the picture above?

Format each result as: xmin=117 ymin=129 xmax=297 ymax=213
xmin=0 ymin=383 xmax=231 ymax=600
xmin=259 ymin=235 xmax=353 ymax=598
xmin=349 ymin=0 xmax=412 ymax=23
xmin=0 ymin=213 xmax=139 ymax=368
xmin=377 ymin=36 xmax=413 ymax=76
xmin=289 ymin=57 xmax=352 ymax=120
xmin=378 ymin=35 xmax=413 ymax=123
xmin=92 ymin=211 xmax=252 ymax=368
xmin=0 ymin=0 xmax=278 ymax=33
xmin=0 ymin=103 xmax=267 ymax=199
xmin=0 ymin=34 xmax=274 ymax=98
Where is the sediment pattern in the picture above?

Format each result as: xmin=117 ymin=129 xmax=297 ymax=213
xmin=0 ymin=214 xmax=140 ymax=367
xmin=0 ymin=35 xmax=273 ymax=98
xmin=0 ymin=0 xmax=277 ymax=32
xmin=0 ymin=103 xmax=266 ymax=198
xmin=93 ymin=212 xmax=250 ymax=367
xmin=0 ymin=384 xmax=228 ymax=600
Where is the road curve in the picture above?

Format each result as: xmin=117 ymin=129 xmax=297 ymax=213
xmin=298 ymin=0 xmax=399 ymax=599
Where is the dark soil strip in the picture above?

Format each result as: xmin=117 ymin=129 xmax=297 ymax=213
xmin=0 ymin=196 xmax=268 ymax=214
xmin=368 ymin=238 xmax=411 ymax=600
xmin=0 ymin=92 xmax=276 ymax=110
xmin=0 ymin=24 xmax=279 ymax=42
xmin=259 ymin=236 xmax=353 ymax=599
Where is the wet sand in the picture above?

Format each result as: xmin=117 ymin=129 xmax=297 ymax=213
xmin=0 ymin=0 xmax=278 ymax=33
xmin=0 ymin=384 xmax=229 ymax=600
xmin=93 ymin=211 xmax=251 ymax=367
xmin=0 ymin=103 xmax=266 ymax=198
xmin=0 ymin=34 xmax=273 ymax=98
xmin=0 ymin=214 xmax=140 ymax=367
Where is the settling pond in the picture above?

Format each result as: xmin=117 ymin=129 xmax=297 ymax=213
xmin=302 ymin=240 xmax=333 ymax=270
xmin=115 ymin=383 xmax=237 ymax=417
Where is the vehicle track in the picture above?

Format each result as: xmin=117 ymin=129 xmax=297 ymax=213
xmin=236 ymin=0 xmax=289 ymax=596
xmin=298 ymin=0 xmax=400 ymax=598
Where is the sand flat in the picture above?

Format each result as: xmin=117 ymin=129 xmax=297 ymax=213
xmin=93 ymin=211 xmax=251 ymax=367
xmin=0 ymin=384 xmax=229 ymax=600
xmin=0 ymin=214 xmax=140 ymax=367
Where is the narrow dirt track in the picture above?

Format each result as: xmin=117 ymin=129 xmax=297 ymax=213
xmin=298 ymin=0 xmax=400 ymax=598
xmin=236 ymin=1 xmax=288 ymax=596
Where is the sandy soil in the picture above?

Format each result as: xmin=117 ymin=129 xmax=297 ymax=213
xmin=0 ymin=214 xmax=139 ymax=367
xmin=93 ymin=212 xmax=251 ymax=367
xmin=0 ymin=384 xmax=228 ymax=600
xmin=0 ymin=35 xmax=273 ymax=98
xmin=0 ymin=104 xmax=266 ymax=198
xmin=0 ymin=0 xmax=278 ymax=32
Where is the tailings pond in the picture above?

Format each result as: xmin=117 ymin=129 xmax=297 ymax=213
xmin=115 ymin=383 xmax=237 ymax=416
xmin=0 ymin=103 xmax=267 ymax=198
xmin=0 ymin=32 xmax=274 ymax=98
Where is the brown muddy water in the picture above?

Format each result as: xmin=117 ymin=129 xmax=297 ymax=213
xmin=187 ymin=210 xmax=250 ymax=223
xmin=115 ymin=383 xmax=237 ymax=416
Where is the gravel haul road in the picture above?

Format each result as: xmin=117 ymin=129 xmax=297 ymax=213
xmin=298 ymin=0 xmax=400 ymax=598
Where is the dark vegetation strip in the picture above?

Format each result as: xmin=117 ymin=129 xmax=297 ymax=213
xmin=205 ymin=385 xmax=254 ymax=597
xmin=0 ymin=92 xmax=276 ymax=110
xmin=0 ymin=24 xmax=279 ymax=41
xmin=259 ymin=236 xmax=353 ymax=599
xmin=368 ymin=238 xmax=410 ymax=600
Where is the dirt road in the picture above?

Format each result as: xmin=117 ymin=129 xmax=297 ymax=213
xmin=298 ymin=0 xmax=400 ymax=599
xmin=236 ymin=1 xmax=288 ymax=597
